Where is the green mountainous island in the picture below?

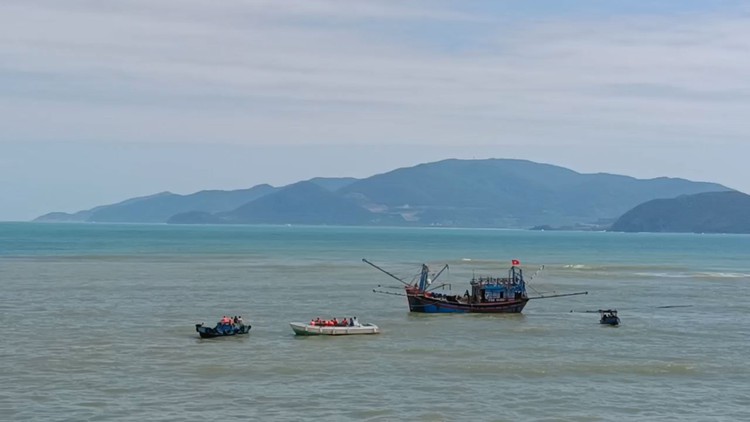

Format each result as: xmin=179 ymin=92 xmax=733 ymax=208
xmin=35 ymin=158 xmax=739 ymax=231
xmin=609 ymin=191 xmax=750 ymax=234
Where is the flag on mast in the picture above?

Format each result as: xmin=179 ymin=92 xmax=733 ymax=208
xmin=511 ymin=259 xmax=521 ymax=266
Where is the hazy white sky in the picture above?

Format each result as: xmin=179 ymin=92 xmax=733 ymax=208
xmin=1 ymin=0 xmax=749 ymax=220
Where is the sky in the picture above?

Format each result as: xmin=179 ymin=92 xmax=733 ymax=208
xmin=1 ymin=0 xmax=749 ymax=221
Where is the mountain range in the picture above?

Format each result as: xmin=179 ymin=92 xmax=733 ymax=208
xmin=35 ymin=158 xmax=733 ymax=229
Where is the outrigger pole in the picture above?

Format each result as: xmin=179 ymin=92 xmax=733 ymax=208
xmin=570 ymin=305 xmax=693 ymax=313
xmin=362 ymin=258 xmax=410 ymax=286
xmin=432 ymin=264 xmax=449 ymax=283
xmin=372 ymin=289 xmax=407 ymax=297
xmin=528 ymin=291 xmax=588 ymax=300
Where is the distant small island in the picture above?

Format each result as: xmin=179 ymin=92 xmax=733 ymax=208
xmin=609 ymin=191 xmax=750 ymax=234
xmin=529 ymin=219 xmax=615 ymax=232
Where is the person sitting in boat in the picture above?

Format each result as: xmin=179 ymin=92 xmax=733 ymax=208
xmin=214 ymin=317 xmax=228 ymax=333
xmin=349 ymin=317 xmax=354 ymax=327
xmin=352 ymin=316 xmax=360 ymax=327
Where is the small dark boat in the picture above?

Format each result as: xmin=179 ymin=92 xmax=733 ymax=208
xmin=195 ymin=319 xmax=251 ymax=338
xmin=599 ymin=309 xmax=620 ymax=326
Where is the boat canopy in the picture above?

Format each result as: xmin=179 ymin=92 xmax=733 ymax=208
xmin=470 ymin=266 xmax=527 ymax=302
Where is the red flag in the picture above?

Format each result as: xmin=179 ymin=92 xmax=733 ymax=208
xmin=511 ymin=259 xmax=520 ymax=266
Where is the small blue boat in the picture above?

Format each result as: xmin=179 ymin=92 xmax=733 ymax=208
xmin=195 ymin=317 xmax=251 ymax=338
xmin=599 ymin=310 xmax=620 ymax=326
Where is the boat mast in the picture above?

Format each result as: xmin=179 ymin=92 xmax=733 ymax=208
xmin=417 ymin=264 xmax=432 ymax=291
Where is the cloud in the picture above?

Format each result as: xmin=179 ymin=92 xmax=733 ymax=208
xmin=1 ymin=0 xmax=749 ymax=149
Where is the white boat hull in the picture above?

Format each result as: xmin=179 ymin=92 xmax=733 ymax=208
xmin=290 ymin=322 xmax=380 ymax=336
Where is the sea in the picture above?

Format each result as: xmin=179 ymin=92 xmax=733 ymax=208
xmin=1 ymin=223 xmax=748 ymax=421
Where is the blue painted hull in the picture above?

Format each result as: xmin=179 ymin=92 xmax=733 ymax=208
xmin=600 ymin=316 xmax=620 ymax=326
xmin=407 ymin=294 xmax=528 ymax=313
xmin=195 ymin=323 xmax=252 ymax=338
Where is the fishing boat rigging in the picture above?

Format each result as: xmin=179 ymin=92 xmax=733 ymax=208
xmin=365 ymin=258 xmax=587 ymax=314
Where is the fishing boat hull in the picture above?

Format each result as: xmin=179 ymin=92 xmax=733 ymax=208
xmin=290 ymin=322 xmax=380 ymax=336
xmin=195 ymin=323 xmax=251 ymax=338
xmin=600 ymin=316 xmax=620 ymax=326
xmin=407 ymin=294 xmax=528 ymax=313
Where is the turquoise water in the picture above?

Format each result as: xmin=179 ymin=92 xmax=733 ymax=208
xmin=1 ymin=223 xmax=749 ymax=421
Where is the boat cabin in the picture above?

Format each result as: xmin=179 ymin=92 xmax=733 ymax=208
xmin=469 ymin=266 xmax=527 ymax=303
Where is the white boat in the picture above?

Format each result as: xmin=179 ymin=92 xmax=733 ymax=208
xmin=289 ymin=322 xmax=380 ymax=336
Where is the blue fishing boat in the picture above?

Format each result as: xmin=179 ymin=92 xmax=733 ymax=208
xmin=195 ymin=316 xmax=251 ymax=338
xmin=365 ymin=259 xmax=586 ymax=314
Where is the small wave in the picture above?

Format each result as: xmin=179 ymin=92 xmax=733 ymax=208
xmin=634 ymin=272 xmax=691 ymax=278
xmin=695 ymin=272 xmax=750 ymax=278
xmin=635 ymin=272 xmax=750 ymax=279
xmin=563 ymin=264 xmax=590 ymax=269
